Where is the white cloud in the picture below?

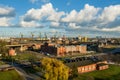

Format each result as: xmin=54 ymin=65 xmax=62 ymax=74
xmin=0 ymin=6 xmax=15 ymax=27
xmin=68 ymin=23 xmax=81 ymax=29
xmin=23 ymin=3 xmax=65 ymax=22
xmin=62 ymin=4 xmax=100 ymax=23
xmin=20 ymin=20 xmax=41 ymax=27
xmin=0 ymin=6 xmax=15 ymax=17
xmin=101 ymin=26 xmax=120 ymax=31
xmin=20 ymin=3 xmax=120 ymax=33
xmin=21 ymin=3 xmax=65 ymax=27
xmin=77 ymin=25 xmax=120 ymax=32
xmin=62 ymin=10 xmax=77 ymax=22
xmin=50 ymin=29 xmax=58 ymax=33
xmin=99 ymin=5 xmax=120 ymax=23
xmin=50 ymin=22 xmax=60 ymax=27
xmin=0 ymin=17 xmax=12 ymax=27
xmin=62 ymin=4 xmax=120 ymax=32
xmin=47 ymin=11 xmax=65 ymax=22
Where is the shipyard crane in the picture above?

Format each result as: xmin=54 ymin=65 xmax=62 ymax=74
xmin=20 ymin=32 xmax=23 ymax=38
xmin=39 ymin=32 xmax=42 ymax=39
xmin=44 ymin=32 xmax=47 ymax=40
xmin=31 ymin=32 xmax=34 ymax=39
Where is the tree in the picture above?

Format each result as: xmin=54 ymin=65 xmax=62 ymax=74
xmin=28 ymin=54 xmax=36 ymax=67
xmin=0 ymin=40 xmax=8 ymax=57
xmin=40 ymin=57 xmax=69 ymax=80
xmin=69 ymin=64 xmax=79 ymax=80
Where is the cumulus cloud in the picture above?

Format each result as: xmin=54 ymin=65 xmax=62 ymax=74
xmin=50 ymin=22 xmax=60 ymax=27
xmin=0 ymin=17 xmax=12 ymax=26
xmin=62 ymin=4 xmax=120 ymax=33
xmin=23 ymin=3 xmax=65 ymax=22
xmin=20 ymin=3 xmax=65 ymax=27
xmin=0 ymin=6 xmax=15 ymax=27
xmin=101 ymin=26 xmax=120 ymax=32
xmin=62 ymin=4 xmax=100 ymax=23
xmin=62 ymin=10 xmax=77 ymax=23
xmin=68 ymin=23 xmax=81 ymax=29
xmin=0 ymin=6 xmax=15 ymax=17
xmin=99 ymin=5 xmax=120 ymax=23
xmin=19 ymin=3 xmax=120 ymax=35
xmin=19 ymin=20 xmax=41 ymax=27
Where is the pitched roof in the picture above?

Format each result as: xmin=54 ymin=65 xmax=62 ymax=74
xmin=64 ymin=57 xmax=103 ymax=68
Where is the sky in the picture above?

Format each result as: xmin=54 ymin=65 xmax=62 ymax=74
xmin=0 ymin=0 xmax=120 ymax=38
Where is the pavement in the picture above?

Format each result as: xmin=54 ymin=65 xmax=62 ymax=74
xmin=15 ymin=67 xmax=40 ymax=80
xmin=0 ymin=61 xmax=41 ymax=80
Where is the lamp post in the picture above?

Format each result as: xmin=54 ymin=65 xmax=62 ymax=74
xmin=11 ymin=56 xmax=14 ymax=66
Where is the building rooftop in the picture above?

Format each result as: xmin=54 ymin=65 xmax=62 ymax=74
xmin=65 ymin=57 xmax=103 ymax=68
xmin=66 ymin=60 xmax=95 ymax=68
xmin=97 ymin=63 xmax=108 ymax=66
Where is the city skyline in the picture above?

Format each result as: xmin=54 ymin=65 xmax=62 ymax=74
xmin=0 ymin=0 xmax=120 ymax=37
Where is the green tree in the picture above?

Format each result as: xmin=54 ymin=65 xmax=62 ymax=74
xmin=28 ymin=54 xmax=36 ymax=67
xmin=0 ymin=40 xmax=8 ymax=57
xmin=40 ymin=57 xmax=69 ymax=80
xmin=69 ymin=64 xmax=79 ymax=80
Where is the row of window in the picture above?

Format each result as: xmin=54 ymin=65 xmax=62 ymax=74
xmin=78 ymin=65 xmax=96 ymax=72
xmin=99 ymin=65 xmax=108 ymax=70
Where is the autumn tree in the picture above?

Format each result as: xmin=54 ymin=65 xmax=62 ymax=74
xmin=40 ymin=57 xmax=69 ymax=80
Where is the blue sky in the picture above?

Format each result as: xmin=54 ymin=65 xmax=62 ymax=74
xmin=0 ymin=0 xmax=120 ymax=38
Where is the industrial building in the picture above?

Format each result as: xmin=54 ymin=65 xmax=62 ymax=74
xmin=41 ymin=43 xmax=87 ymax=57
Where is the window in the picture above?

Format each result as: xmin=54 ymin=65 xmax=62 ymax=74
xmin=85 ymin=67 xmax=88 ymax=71
xmin=89 ymin=66 xmax=91 ymax=70
xmin=82 ymin=67 xmax=84 ymax=71
xmin=92 ymin=65 xmax=95 ymax=69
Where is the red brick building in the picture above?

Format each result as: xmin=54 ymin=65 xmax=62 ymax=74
xmin=78 ymin=64 xmax=96 ymax=73
xmin=9 ymin=48 xmax=16 ymax=56
xmin=65 ymin=57 xmax=109 ymax=73
xmin=32 ymin=44 xmax=41 ymax=50
xmin=41 ymin=43 xmax=87 ymax=56
xmin=97 ymin=63 xmax=109 ymax=70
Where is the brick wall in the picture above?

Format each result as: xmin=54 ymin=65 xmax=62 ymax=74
xmin=80 ymin=46 xmax=87 ymax=53
xmin=41 ymin=43 xmax=87 ymax=56
xmin=77 ymin=64 xmax=96 ymax=73
xmin=9 ymin=48 xmax=16 ymax=56
xmin=98 ymin=65 xmax=109 ymax=70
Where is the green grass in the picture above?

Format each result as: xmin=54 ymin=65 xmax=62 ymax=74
xmin=12 ymin=52 xmax=39 ymax=62
xmin=22 ymin=66 xmax=41 ymax=73
xmin=0 ymin=70 xmax=24 ymax=80
xmin=78 ymin=65 xmax=120 ymax=80
xmin=0 ymin=61 xmax=6 ymax=65
xmin=14 ymin=53 xmax=35 ymax=60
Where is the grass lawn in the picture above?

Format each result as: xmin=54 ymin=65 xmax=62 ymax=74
xmin=79 ymin=65 xmax=120 ymax=80
xmin=13 ymin=51 xmax=40 ymax=61
xmin=0 ymin=61 xmax=6 ymax=65
xmin=0 ymin=70 xmax=24 ymax=80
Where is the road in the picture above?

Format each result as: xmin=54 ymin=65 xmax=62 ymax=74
xmin=15 ymin=66 xmax=40 ymax=80
xmin=1 ymin=61 xmax=41 ymax=80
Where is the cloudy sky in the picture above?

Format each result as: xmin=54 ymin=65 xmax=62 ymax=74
xmin=0 ymin=0 xmax=120 ymax=38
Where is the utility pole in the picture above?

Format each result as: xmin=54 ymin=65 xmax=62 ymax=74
xmin=31 ymin=32 xmax=34 ymax=40
xmin=44 ymin=32 xmax=47 ymax=40
xmin=39 ymin=32 xmax=41 ymax=39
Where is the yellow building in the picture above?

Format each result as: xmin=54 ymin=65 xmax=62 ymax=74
xmin=81 ymin=36 xmax=88 ymax=42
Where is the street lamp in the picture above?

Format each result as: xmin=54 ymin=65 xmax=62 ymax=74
xmin=11 ymin=56 xmax=14 ymax=66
